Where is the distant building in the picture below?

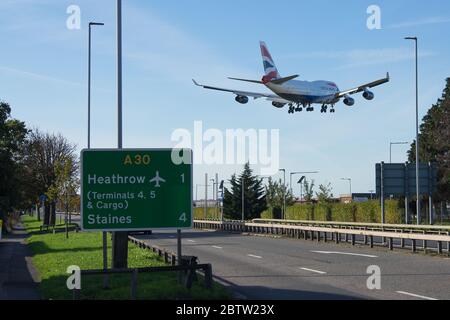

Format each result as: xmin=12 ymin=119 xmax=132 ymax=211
xmin=194 ymin=200 xmax=219 ymax=208
xmin=339 ymin=193 xmax=375 ymax=204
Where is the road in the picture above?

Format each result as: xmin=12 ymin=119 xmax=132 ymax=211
xmin=61 ymin=214 xmax=449 ymax=300
xmin=135 ymin=229 xmax=450 ymax=300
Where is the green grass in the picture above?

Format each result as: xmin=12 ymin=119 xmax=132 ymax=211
xmin=23 ymin=216 xmax=231 ymax=300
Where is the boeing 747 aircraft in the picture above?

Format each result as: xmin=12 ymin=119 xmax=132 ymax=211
xmin=193 ymin=42 xmax=390 ymax=114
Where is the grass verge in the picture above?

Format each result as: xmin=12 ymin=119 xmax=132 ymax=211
xmin=23 ymin=216 xmax=231 ymax=300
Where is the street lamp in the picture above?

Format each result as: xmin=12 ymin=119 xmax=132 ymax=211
xmin=298 ymin=176 xmax=306 ymax=202
xmin=242 ymin=178 xmax=245 ymax=221
xmin=341 ymin=178 xmax=352 ymax=197
xmin=87 ymin=20 xmax=106 ymax=285
xmin=390 ymin=142 xmax=409 ymax=163
xmin=195 ymin=184 xmax=211 ymax=202
xmin=279 ymin=169 xmax=286 ymax=219
xmin=87 ymin=22 xmax=104 ymax=149
xmin=290 ymin=171 xmax=319 ymax=196
xmin=405 ymin=36 xmax=421 ymax=225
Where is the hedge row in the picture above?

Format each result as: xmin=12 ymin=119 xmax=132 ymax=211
xmin=194 ymin=207 xmax=221 ymax=220
xmin=262 ymin=200 xmax=404 ymax=224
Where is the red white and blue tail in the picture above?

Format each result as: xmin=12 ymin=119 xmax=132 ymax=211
xmin=260 ymin=41 xmax=281 ymax=83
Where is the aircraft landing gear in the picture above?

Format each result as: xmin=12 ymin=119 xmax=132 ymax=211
xmin=320 ymin=104 xmax=328 ymax=113
xmin=288 ymin=105 xmax=295 ymax=114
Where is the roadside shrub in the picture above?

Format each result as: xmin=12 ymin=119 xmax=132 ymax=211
xmin=385 ymin=200 xmax=404 ymax=224
xmin=315 ymin=204 xmax=331 ymax=221
xmin=355 ymin=201 xmax=379 ymax=223
xmin=286 ymin=204 xmax=313 ymax=220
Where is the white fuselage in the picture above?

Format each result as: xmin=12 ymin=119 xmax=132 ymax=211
xmin=266 ymin=80 xmax=341 ymax=105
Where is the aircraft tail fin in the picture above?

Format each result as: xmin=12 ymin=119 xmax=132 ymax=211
xmin=260 ymin=41 xmax=281 ymax=83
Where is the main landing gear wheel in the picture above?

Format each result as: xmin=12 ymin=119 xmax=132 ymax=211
xmin=288 ymin=105 xmax=295 ymax=114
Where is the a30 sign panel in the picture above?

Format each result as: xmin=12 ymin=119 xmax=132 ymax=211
xmin=81 ymin=149 xmax=193 ymax=231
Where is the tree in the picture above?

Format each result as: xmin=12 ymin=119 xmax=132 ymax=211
xmin=302 ymin=179 xmax=315 ymax=202
xmin=223 ymin=163 xmax=267 ymax=220
xmin=22 ymin=129 xmax=78 ymax=226
xmin=408 ymin=78 xmax=450 ymax=200
xmin=316 ymin=183 xmax=334 ymax=204
xmin=266 ymin=178 xmax=295 ymax=211
xmin=0 ymin=102 xmax=28 ymax=225
xmin=47 ymin=157 xmax=79 ymax=231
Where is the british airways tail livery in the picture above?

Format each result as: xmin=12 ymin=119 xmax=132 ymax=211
xmin=193 ymin=41 xmax=389 ymax=114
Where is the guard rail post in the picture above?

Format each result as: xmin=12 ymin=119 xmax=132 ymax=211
xmin=130 ymin=269 xmax=138 ymax=300
xmin=204 ymin=264 xmax=213 ymax=289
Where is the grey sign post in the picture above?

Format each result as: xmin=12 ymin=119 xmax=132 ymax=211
xmin=376 ymin=162 xmax=437 ymax=225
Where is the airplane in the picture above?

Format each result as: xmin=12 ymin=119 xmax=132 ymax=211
xmin=193 ymin=41 xmax=390 ymax=114
xmin=150 ymin=171 xmax=166 ymax=188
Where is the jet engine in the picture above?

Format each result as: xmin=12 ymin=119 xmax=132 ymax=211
xmin=272 ymin=101 xmax=286 ymax=109
xmin=343 ymin=95 xmax=355 ymax=106
xmin=344 ymin=96 xmax=355 ymax=107
xmin=235 ymin=95 xmax=249 ymax=104
xmin=363 ymin=88 xmax=374 ymax=100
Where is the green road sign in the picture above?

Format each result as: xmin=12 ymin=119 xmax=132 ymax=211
xmin=81 ymin=149 xmax=193 ymax=231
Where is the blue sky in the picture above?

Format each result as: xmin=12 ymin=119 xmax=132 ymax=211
xmin=1 ymin=0 xmax=449 ymax=197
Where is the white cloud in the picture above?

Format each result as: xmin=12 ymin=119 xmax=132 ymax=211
xmin=123 ymin=4 xmax=258 ymax=86
xmin=0 ymin=66 xmax=84 ymax=87
xmin=388 ymin=17 xmax=450 ymax=29
xmin=282 ymin=48 xmax=436 ymax=70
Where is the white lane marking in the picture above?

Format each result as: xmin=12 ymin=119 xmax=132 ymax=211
xmin=212 ymin=246 xmax=223 ymax=249
xmin=311 ymin=251 xmax=378 ymax=258
xmin=396 ymin=291 xmax=438 ymax=301
xmin=300 ymin=267 xmax=327 ymax=275
xmin=247 ymin=254 xmax=263 ymax=259
xmin=187 ymin=240 xmax=196 ymax=243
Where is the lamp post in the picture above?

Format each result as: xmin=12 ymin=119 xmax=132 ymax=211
xmin=87 ymin=20 xmax=106 ymax=287
xmin=87 ymin=22 xmax=104 ymax=149
xmin=242 ymin=178 xmax=245 ymax=221
xmin=279 ymin=169 xmax=286 ymax=219
xmin=298 ymin=176 xmax=306 ymax=202
xmin=112 ymin=0 xmax=129 ymax=270
xmin=390 ymin=142 xmax=409 ymax=163
xmin=405 ymin=36 xmax=421 ymax=225
xmin=341 ymin=178 xmax=352 ymax=198
xmin=290 ymin=171 xmax=319 ymax=197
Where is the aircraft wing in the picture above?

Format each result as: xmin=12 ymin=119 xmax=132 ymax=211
xmin=265 ymin=96 xmax=291 ymax=104
xmin=336 ymin=73 xmax=390 ymax=98
xmin=192 ymin=79 xmax=275 ymax=100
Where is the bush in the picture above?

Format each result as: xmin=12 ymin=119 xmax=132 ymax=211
xmin=275 ymin=200 xmax=404 ymax=224
xmin=285 ymin=204 xmax=314 ymax=220
xmin=385 ymin=200 xmax=404 ymax=224
xmin=194 ymin=207 xmax=221 ymax=220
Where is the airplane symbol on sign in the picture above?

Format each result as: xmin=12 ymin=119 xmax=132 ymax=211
xmin=150 ymin=171 xmax=166 ymax=188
